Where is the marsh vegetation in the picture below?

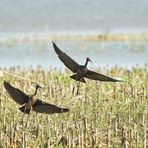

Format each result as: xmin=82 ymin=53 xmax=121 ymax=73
xmin=0 ymin=66 xmax=147 ymax=147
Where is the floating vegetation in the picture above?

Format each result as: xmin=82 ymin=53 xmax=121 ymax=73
xmin=0 ymin=66 xmax=147 ymax=147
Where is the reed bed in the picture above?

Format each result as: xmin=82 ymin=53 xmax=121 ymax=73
xmin=0 ymin=66 xmax=147 ymax=147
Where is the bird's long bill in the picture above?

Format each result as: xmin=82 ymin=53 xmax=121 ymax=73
xmin=38 ymin=85 xmax=44 ymax=90
xmin=39 ymin=86 xmax=43 ymax=89
xmin=90 ymin=59 xmax=93 ymax=64
xmin=88 ymin=58 xmax=93 ymax=64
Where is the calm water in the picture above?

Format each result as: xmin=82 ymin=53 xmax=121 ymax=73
xmin=0 ymin=40 xmax=148 ymax=70
xmin=0 ymin=0 xmax=148 ymax=33
xmin=0 ymin=0 xmax=148 ymax=69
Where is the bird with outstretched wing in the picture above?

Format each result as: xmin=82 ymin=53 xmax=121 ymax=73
xmin=4 ymin=81 xmax=69 ymax=114
xmin=53 ymin=42 xmax=124 ymax=83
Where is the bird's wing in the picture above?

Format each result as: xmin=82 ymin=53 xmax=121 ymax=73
xmin=52 ymin=42 xmax=79 ymax=72
xmin=85 ymin=70 xmax=123 ymax=82
xmin=3 ymin=81 xmax=29 ymax=105
xmin=33 ymin=100 xmax=69 ymax=114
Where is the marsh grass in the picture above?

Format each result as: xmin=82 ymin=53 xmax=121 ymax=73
xmin=0 ymin=66 xmax=147 ymax=147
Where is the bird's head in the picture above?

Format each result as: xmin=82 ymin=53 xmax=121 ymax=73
xmin=36 ymin=84 xmax=43 ymax=90
xmin=87 ymin=57 xmax=93 ymax=63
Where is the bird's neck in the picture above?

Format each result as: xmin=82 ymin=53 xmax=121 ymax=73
xmin=84 ymin=59 xmax=89 ymax=68
xmin=33 ymin=87 xmax=39 ymax=96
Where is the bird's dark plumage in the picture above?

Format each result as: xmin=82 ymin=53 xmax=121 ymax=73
xmin=33 ymin=100 xmax=69 ymax=114
xmin=4 ymin=81 xmax=69 ymax=114
xmin=70 ymin=74 xmax=86 ymax=83
xmin=53 ymin=42 xmax=79 ymax=73
xmin=3 ymin=81 xmax=29 ymax=105
xmin=53 ymin=42 xmax=123 ymax=83
xmin=85 ymin=70 xmax=123 ymax=82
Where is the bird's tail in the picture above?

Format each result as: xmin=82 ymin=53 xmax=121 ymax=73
xmin=70 ymin=74 xmax=86 ymax=83
xmin=19 ymin=105 xmax=31 ymax=114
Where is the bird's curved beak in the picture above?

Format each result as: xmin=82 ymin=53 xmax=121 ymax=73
xmin=89 ymin=59 xmax=93 ymax=64
xmin=40 ymin=86 xmax=44 ymax=90
xmin=38 ymin=85 xmax=43 ymax=90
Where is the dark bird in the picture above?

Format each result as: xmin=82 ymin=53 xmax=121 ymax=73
xmin=3 ymin=81 xmax=69 ymax=114
xmin=52 ymin=42 xmax=123 ymax=83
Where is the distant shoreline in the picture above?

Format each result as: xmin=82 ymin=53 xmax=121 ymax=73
xmin=1 ymin=32 xmax=148 ymax=42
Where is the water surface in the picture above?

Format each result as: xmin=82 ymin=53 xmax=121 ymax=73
xmin=0 ymin=0 xmax=148 ymax=33
xmin=0 ymin=40 xmax=147 ymax=70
